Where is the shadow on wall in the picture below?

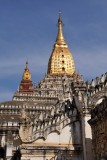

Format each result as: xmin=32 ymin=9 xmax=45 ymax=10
xmin=0 ymin=147 xmax=5 ymax=159
xmin=11 ymin=149 xmax=21 ymax=160
xmin=86 ymin=138 xmax=93 ymax=160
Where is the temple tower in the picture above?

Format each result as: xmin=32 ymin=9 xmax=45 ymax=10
xmin=48 ymin=15 xmax=75 ymax=76
xmin=19 ymin=61 xmax=33 ymax=93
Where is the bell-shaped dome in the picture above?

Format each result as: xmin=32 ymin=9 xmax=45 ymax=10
xmin=47 ymin=16 xmax=75 ymax=76
xmin=23 ymin=61 xmax=31 ymax=80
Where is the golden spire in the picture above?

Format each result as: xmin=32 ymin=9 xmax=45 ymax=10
xmin=47 ymin=13 xmax=75 ymax=76
xmin=56 ymin=11 xmax=66 ymax=45
xmin=22 ymin=61 xmax=31 ymax=80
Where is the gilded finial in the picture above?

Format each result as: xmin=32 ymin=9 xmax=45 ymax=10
xmin=22 ymin=61 xmax=31 ymax=80
xmin=59 ymin=10 xmax=61 ymax=18
xmin=56 ymin=11 xmax=66 ymax=45
xmin=26 ymin=61 xmax=28 ymax=69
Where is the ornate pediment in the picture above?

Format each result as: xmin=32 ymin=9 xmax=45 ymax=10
xmin=19 ymin=99 xmax=80 ymax=143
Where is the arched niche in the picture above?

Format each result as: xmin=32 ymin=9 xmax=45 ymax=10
xmin=60 ymin=124 xmax=73 ymax=144
xmin=34 ymin=137 xmax=45 ymax=143
xmin=60 ymin=122 xmax=81 ymax=145
xmin=92 ymin=90 xmax=106 ymax=105
xmin=46 ymin=131 xmax=60 ymax=143
xmin=96 ymin=98 xmax=104 ymax=105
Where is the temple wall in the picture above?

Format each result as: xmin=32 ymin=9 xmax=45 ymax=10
xmin=46 ymin=132 xmax=59 ymax=143
xmin=21 ymin=122 xmax=83 ymax=160
xmin=32 ymin=122 xmax=81 ymax=145
xmin=84 ymin=115 xmax=93 ymax=160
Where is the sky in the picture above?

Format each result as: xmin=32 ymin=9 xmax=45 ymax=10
xmin=0 ymin=0 xmax=107 ymax=102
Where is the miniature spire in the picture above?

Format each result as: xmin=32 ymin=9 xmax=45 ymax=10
xmin=56 ymin=11 xmax=66 ymax=45
xmin=26 ymin=61 xmax=28 ymax=69
xmin=23 ymin=61 xmax=31 ymax=80
xmin=77 ymin=73 xmax=80 ymax=81
xmin=19 ymin=61 xmax=33 ymax=93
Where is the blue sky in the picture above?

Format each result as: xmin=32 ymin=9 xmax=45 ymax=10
xmin=0 ymin=0 xmax=107 ymax=102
